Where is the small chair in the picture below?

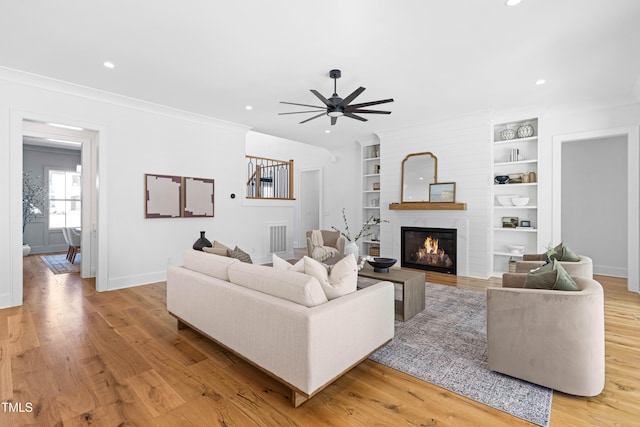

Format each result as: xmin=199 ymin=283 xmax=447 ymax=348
xmin=306 ymin=230 xmax=345 ymax=264
xmin=61 ymin=227 xmax=74 ymax=262
xmin=515 ymin=254 xmax=593 ymax=278
xmin=487 ymin=273 xmax=605 ymax=397
xmin=66 ymin=227 xmax=81 ymax=264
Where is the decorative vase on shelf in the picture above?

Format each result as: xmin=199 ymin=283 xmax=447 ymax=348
xmin=517 ymin=122 xmax=534 ymax=138
xmin=193 ymin=231 xmax=212 ymax=251
xmin=500 ymin=127 xmax=516 ymax=141
xmin=345 ymin=242 xmax=360 ymax=259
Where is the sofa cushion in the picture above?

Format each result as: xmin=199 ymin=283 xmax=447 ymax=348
xmin=272 ymin=253 xmax=305 ymax=272
xmin=524 ymin=259 xmax=579 ymax=291
xmin=229 ymin=246 xmax=253 ymax=263
xmin=228 ymin=262 xmax=328 ymax=307
xmin=303 ymin=254 xmax=358 ymax=300
xmin=183 ymin=249 xmax=239 ymax=281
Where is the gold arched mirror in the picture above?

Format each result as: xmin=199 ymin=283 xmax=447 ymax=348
xmin=401 ymin=152 xmax=438 ymax=202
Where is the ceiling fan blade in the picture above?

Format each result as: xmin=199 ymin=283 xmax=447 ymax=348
xmin=310 ymin=90 xmax=333 ymax=107
xmin=299 ymin=112 xmax=326 ymax=124
xmin=279 ymin=110 xmax=328 ymax=115
xmin=331 ymin=116 xmax=338 ymax=126
xmin=280 ymin=101 xmax=326 ymax=109
xmin=347 ymin=109 xmax=392 ymax=115
xmin=344 ymin=112 xmax=368 ymax=122
xmin=347 ymin=98 xmax=394 ymax=109
xmin=340 ymin=87 xmax=366 ymax=107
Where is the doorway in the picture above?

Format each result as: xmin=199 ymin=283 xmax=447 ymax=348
xmin=298 ymin=169 xmax=322 ymax=249
xmin=9 ymin=111 xmax=108 ymax=308
xmin=552 ymin=126 xmax=639 ymax=293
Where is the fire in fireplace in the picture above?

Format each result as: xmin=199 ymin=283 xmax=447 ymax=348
xmin=401 ymin=226 xmax=457 ymax=274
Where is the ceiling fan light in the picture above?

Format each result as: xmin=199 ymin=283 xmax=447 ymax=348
xmin=327 ymin=111 xmax=344 ymax=117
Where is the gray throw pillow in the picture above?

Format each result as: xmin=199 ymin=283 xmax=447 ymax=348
xmin=228 ymin=246 xmax=253 ymax=263
xmin=551 ymin=242 xmax=581 ymax=262
xmin=524 ymin=259 xmax=579 ymax=291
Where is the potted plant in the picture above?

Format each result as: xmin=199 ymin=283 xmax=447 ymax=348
xmin=331 ymin=208 xmax=387 ymax=258
xmin=23 ymin=171 xmax=47 ymax=256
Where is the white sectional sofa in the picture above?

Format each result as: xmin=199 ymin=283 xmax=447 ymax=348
xmin=167 ymin=250 xmax=395 ymax=407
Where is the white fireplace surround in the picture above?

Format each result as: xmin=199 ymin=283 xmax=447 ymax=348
xmin=387 ymin=215 xmax=469 ymax=277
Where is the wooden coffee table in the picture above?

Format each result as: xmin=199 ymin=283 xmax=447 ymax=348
xmin=358 ymin=265 xmax=425 ymax=321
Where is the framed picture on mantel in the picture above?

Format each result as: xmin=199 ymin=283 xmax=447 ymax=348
xmin=429 ymin=182 xmax=456 ymax=203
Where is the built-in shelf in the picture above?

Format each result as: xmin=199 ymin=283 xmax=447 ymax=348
xmin=494 ymin=159 xmax=538 ymax=167
xmin=494 ymin=205 xmax=537 ymax=209
xmin=494 ymin=251 xmax=525 ymax=257
xmin=494 ymin=182 xmax=537 ymax=187
xmin=493 ymin=227 xmax=537 ymax=232
xmin=389 ymin=202 xmax=467 ymax=210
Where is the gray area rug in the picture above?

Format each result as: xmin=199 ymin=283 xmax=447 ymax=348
xmin=369 ymin=281 xmax=552 ymax=427
xmin=41 ymin=253 xmax=81 ymax=274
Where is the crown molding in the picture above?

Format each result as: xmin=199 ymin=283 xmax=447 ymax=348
xmin=0 ymin=66 xmax=251 ymax=134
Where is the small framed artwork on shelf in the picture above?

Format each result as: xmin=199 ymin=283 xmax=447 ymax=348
xmin=429 ymin=182 xmax=456 ymax=203
xmin=502 ymin=217 xmax=519 ymax=228
xmin=373 ymin=182 xmax=380 ymax=190
xmin=520 ymin=220 xmax=531 ymax=227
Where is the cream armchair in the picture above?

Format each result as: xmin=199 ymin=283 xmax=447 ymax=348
xmin=487 ymin=273 xmax=605 ymax=397
xmin=306 ymin=230 xmax=345 ymax=264
xmin=515 ymin=254 xmax=593 ymax=279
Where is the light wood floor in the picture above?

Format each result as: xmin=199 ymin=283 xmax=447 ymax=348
xmin=0 ymin=255 xmax=638 ymax=426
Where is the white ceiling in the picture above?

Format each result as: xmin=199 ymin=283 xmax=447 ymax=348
xmin=1 ymin=0 xmax=639 ymax=149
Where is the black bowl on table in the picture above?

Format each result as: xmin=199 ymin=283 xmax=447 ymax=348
xmin=367 ymin=257 xmax=397 ymax=273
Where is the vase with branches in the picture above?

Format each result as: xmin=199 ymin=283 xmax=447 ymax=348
xmin=23 ymin=171 xmax=47 ymax=237
xmin=331 ymin=208 xmax=388 ymax=259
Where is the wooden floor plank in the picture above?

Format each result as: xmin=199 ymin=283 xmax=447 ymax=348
xmin=0 ymin=254 xmax=638 ymax=426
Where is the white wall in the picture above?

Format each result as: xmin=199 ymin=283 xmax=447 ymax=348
xmin=562 ymin=136 xmax=627 ymax=276
xmin=245 ymin=131 xmax=333 ymax=250
xmin=377 ymin=112 xmax=493 ymax=278
xmin=1 ymin=69 xmax=347 ymax=308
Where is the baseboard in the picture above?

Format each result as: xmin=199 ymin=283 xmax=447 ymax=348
xmin=593 ymin=264 xmax=627 ymax=278
xmin=107 ymin=270 xmax=167 ymax=291
xmin=0 ymin=292 xmax=13 ymax=309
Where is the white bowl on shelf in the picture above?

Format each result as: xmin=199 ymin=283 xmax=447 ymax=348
xmin=507 ymin=245 xmax=525 ymax=254
xmin=511 ymin=197 xmax=530 ymax=206
xmin=497 ymin=195 xmax=516 ymax=206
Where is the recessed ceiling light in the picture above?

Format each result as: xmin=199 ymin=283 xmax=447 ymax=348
xmin=103 ymin=61 xmax=115 ymax=69
xmin=47 ymin=122 xmax=84 ymax=131
xmin=536 ymin=79 xmax=546 ymax=85
xmin=245 ymin=105 xmax=253 ymax=110
xmin=325 ymin=130 xmax=331 ymax=134
xmin=505 ymin=0 xmax=522 ymax=6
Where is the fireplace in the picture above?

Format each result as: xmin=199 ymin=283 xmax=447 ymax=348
xmin=401 ymin=226 xmax=457 ymax=274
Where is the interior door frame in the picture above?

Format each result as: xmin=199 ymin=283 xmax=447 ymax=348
xmin=552 ymin=126 xmax=639 ymax=293
xmin=297 ymin=168 xmax=323 ymax=248
xmin=9 ymin=109 xmax=109 ymax=307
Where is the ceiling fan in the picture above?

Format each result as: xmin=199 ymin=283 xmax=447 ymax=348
xmin=279 ymin=69 xmax=394 ymax=126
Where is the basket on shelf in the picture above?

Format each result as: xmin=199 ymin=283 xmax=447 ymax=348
xmin=369 ymin=246 xmax=380 ymax=256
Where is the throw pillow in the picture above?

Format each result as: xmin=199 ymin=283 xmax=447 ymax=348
xmin=228 ymin=246 xmax=253 ymax=264
xmin=214 ymin=240 xmax=231 ymax=252
xmin=203 ymin=246 xmax=229 ymax=256
xmin=551 ymin=242 xmax=580 ymax=262
xmin=272 ymin=253 xmax=304 ymax=272
xmin=524 ymin=259 xmax=579 ymax=291
xmin=303 ymin=254 xmax=357 ymax=300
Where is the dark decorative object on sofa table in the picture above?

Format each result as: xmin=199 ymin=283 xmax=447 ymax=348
xmin=193 ymin=231 xmax=212 ymax=251
xmin=367 ymin=257 xmax=397 ymax=273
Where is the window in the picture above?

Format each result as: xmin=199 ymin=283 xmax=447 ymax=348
xmin=48 ymin=169 xmax=81 ymax=229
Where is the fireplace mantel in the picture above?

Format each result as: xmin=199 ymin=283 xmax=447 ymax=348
xmin=389 ymin=202 xmax=467 ymax=211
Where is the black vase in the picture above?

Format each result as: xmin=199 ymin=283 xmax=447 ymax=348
xmin=193 ymin=231 xmax=212 ymax=251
